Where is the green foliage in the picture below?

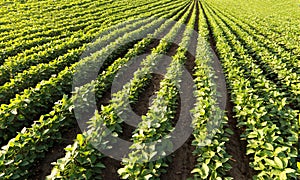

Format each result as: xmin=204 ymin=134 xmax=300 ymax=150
xmin=118 ymin=3 xmax=197 ymax=179
xmin=47 ymin=2 xmax=189 ymax=179
xmin=1 ymin=0 xmax=298 ymax=179
xmin=0 ymin=0 xmax=188 ymax=179
xmin=202 ymin=0 xmax=299 ymax=178
xmin=190 ymin=2 xmax=231 ymax=179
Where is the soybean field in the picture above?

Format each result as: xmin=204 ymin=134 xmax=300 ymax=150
xmin=0 ymin=0 xmax=299 ymax=179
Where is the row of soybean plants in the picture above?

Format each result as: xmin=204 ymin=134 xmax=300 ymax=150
xmin=0 ymin=0 xmax=186 ymax=145
xmin=0 ymin=2 xmax=189 ymax=179
xmin=0 ymin=0 xmax=181 ymax=105
xmin=47 ymin=2 xmax=193 ymax=179
xmin=204 ymin=1 xmax=300 ymax=109
xmin=118 ymin=2 xmax=196 ymax=178
xmin=202 ymin=1 xmax=298 ymax=179
xmin=205 ymin=0 xmax=300 ymax=70
xmin=203 ymin=0 xmax=299 ymax=176
xmin=0 ymin=0 xmax=167 ymax=76
xmin=189 ymin=1 xmax=232 ymax=179
xmin=0 ymin=0 xmax=111 ymax=43
xmin=0 ymin=0 xmax=116 ymax=59
xmin=0 ymin=0 xmax=170 ymax=58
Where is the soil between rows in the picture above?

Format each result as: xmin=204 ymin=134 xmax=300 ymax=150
xmin=30 ymin=1 xmax=256 ymax=179
xmin=99 ymin=5 xmax=196 ymax=176
xmin=101 ymin=73 xmax=163 ymax=179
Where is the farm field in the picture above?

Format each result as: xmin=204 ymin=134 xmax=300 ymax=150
xmin=0 ymin=0 xmax=299 ymax=179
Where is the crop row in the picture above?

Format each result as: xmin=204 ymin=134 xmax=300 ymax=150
xmin=48 ymin=2 xmax=193 ymax=179
xmin=118 ymin=2 xmax=196 ymax=179
xmin=0 ymin=2 xmax=188 ymax=179
xmin=0 ymin=0 xmax=181 ymax=105
xmin=202 ymin=1 xmax=298 ymax=179
xmin=0 ymin=0 xmax=186 ymax=145
xmin=205 ymin=3 xmax=300 ymax=109
xmin=190 ymin=1 xmax=231 ymax=179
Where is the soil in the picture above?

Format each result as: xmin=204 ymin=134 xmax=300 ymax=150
xmin=160 ymin=136 xmax=196 ymax=180
xmin=98 ymin=87 xmax=113 ymax=107
xmin=101 ymin=157 xmax=123 ymax=180
xmin=131 ymin=73 xmax=164 ymax=117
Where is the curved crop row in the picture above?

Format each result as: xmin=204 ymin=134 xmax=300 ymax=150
xmin=47 ymin=2 xmax=192 ymax=179
xmin=190 ymin=2 xmax=231 ymax=179
xmin=203 ymin=2 xmax=298 ymax=179
xmin=0 ymin=4 xmax=188 ymax=179
xmin=118 ymin=2 xmax=196 ymax=178
xmin=0 ymin=0 xmax=176 ymax=83
xmin=0 ymin=0 xmax=182 ymax=105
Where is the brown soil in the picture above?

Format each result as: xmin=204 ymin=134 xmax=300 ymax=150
xmin=160 ymin=136 xmax=196 ymax=180
xmin=101 ymin=157 xmax=123 ymax=180
xmin=185 ymin=50 xmax=196 ymax=77
xmin=143 ymin=39 xmax=160 ymax=54
xmin=131 ymin=73 xmax=164 ymax=116
xmin=99 ymin=73 xmax=164 ymax=179
xmin=98 ymin=87 xmax=113 ymax=107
